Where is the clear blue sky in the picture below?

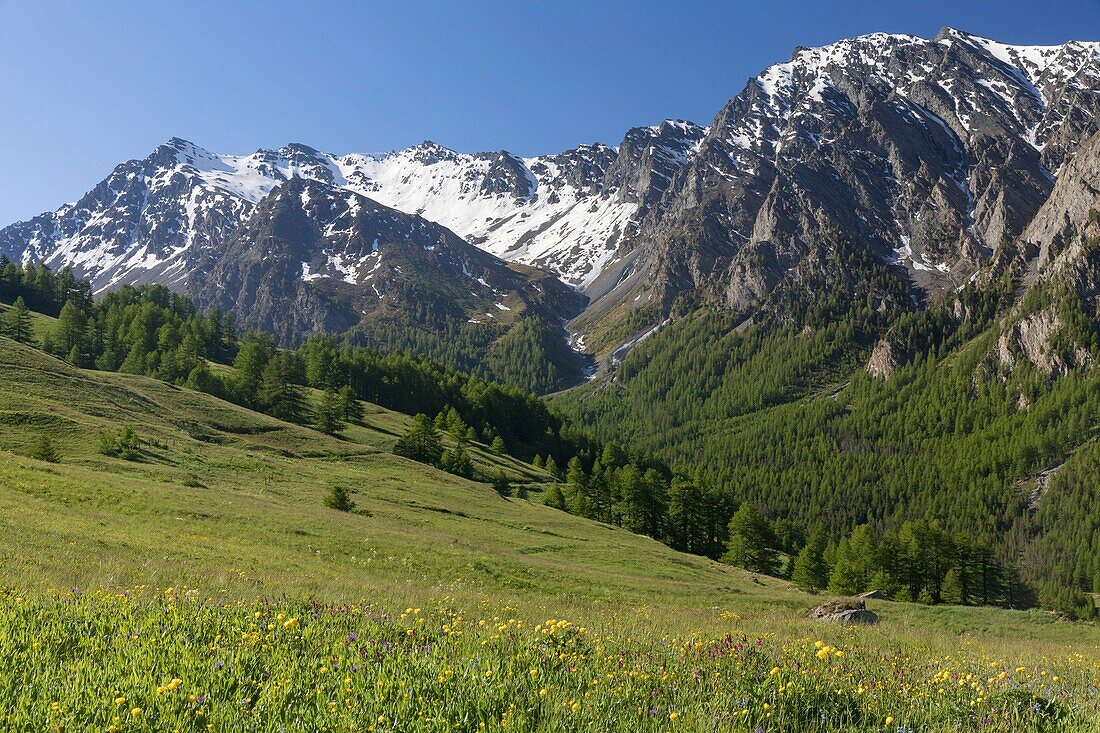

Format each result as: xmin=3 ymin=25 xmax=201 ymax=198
xmin=2 ymin=0 xmax=1100 ymax=225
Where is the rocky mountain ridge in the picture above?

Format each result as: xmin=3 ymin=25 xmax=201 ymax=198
xmin=0 ymin=121 xmax=708 ymax=296
xmin=618 ymin=28 xmax=1100 ymax=331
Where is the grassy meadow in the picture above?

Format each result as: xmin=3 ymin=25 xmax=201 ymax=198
xmin=0 ymin=336 xmax=1098 ymax=730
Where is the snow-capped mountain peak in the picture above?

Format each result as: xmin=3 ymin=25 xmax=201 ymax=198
xmin=622 ymin=27 xmax=1100 ymax=325
xmin=0 ymin=119 xmax=709 ymax=292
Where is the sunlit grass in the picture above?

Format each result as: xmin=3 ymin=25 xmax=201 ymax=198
xmin=7 ymin=587 xmax=1100 ymax=731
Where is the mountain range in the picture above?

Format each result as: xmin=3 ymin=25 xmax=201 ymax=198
xmin=3 ymin=27 xmax=1100 ymax=382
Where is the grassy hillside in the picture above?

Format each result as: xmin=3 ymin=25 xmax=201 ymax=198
xmin=0 ymin=336 xmax=726 ymax=603
xmin=1 ymin=337 xmax=1099 ymax=730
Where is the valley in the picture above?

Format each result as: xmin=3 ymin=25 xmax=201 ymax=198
xmin=2 ymin=18 xmax=1100 ymax=731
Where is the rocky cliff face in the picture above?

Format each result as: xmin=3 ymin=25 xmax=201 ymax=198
xmin=623 ymin=29 xmax=1100 ymax=331
xmin=1021 ymin=131 xmax=1100 ymax=270
xmin=867 ymin=339 xmax=900 ymax=378
xmin=988 ymin=132 xmax=1100 ymax=375
xmin=189 ymin=178 xmax=584 ymax=344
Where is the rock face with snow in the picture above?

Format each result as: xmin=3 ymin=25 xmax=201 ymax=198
xmin=618 ymin=28 xmax=1100 ymax=329
xmin=1020 ymin=130 xmax=1100 ymax=270
xmin=189 ymin=177 xmax=583 ymax=343
xmin=989 ymin=131 xmax=1100 ymax=375
xmin=0 ymin=137 xmax=588 ymax=348
xmin=0 ymin=122 xmax=709 ymax=296
xmin=342 ymin=123 xmax=707 ymax=289
xmin=0 ymin=140 xmax=251 ymax=292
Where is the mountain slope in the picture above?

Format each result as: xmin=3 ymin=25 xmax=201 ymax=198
xmin=0 ymin=334 xmax=721 ymax=601
xmin=5 ymin=29 xmax=1099 ymax=361
xmin=188 ymin=176 xmax=583 ymax=345
xmin=0 ymin=138 xmax=596 ymax=390
xmin=596 ymin=29 xmax=1100 ymax=347
xmin=4 ymin=334 xmax=1100 ymax=733
xmin=3 ymin=29 xmax=1100 ymax=393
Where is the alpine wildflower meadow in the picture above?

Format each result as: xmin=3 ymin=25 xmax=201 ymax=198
xmin=4 ymin=586 xmax=1099 ymax=732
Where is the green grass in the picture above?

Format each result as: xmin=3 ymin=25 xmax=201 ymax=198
xmin=0 ymin=336 xmax=1098 ymax=731
xmin=7 ymin=589 xmax=1100 ymax=733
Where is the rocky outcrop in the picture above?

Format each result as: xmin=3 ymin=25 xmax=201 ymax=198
xmin=806 ymin=600 xmax=879 ymax=624
xmin=614 ymin=29 xmax=1100 ymax=336
xmin=1021 ymin=131 xmax=1100 ymax=269
xmin=997 ymin=310 xmax=1063 ymax=373
xmin=867 ymin=339 xmax=900 ymax=379
xmin=603 ymin=120 xmax=708 ymax=211
xmin=992 ymin=132 xmax=1100 ymax=375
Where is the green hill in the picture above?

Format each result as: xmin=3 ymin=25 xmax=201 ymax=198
xmin=0 ymin=335 xmax=734 ymax=606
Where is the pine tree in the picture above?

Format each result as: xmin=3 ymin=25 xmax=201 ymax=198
xmin=259 ymin=359 xmax=308 ymax=423
xmin=29 ymin=436 xmax=60 ymax=463
xmin=338 ymin=385 xmax=364 ymax=423
xmin=443 ymin=407 xmax=468 ymax=440
xmin=232 ymin=336 xmax=272 ymax=407
xmin=566 ymin=456 xmax=586 ymax=492
xmin=441 ymin=443 xmax=473 ymax=478
xmin=544 ymin=455 xmax=560 ymax=479
xmin=186 ymin=360 xmax=225 ymax=398
xmin=564 ymin=457 xmax=590 ymax=516
xmin=118 ymin=426 xmax=140 ymax=460
xmin=55 ymin=299 xmax=88 ymax=359
xmin=828 ymin=525 xmax=876 ymax=595
xmin=543 ymin=482 xmax=567 ymax=511
xmin=601 ymin=441 xmax=627 ymax=469
xmin=491 ymin=469 xmax=511 ymax=497
xmin=723 ymin=503 xmax=780 ymax=575
xmin=314 ymin=389 xmax=346 ymax=435
xmin=97 ymin=431 xmax=119 ymax=457
xmin=394 ymin=414 xmax=444 ymax=466
xmin=791 ymin=532 xmax=829 ymax=592
xmin=323 ymin=485 xmax=355 ymax=512
xmin=941 ymin=567 xmax=965 ymax=605
xmin=490 ymin=435 xmax=507 ymax=455
xmin=666 ymin=477 xmax=705 ymax=553
xmin=2 ymin=296 xmax=33 ymax=344
xmin=828 ymin=554 xmax=864 ymax=595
